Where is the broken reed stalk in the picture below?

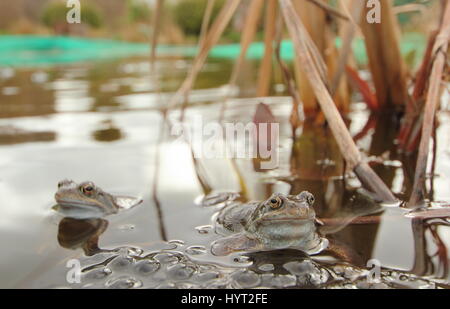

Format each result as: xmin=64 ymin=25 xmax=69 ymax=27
xmin=279 ymin=0 xmax=396 ymax=202
xmin=150 ymin=0 xmax=164 ymax=70
xmin=408 ymin=2 xmax=450 ymax=208
xmin=168 ymin=0 xmax=241 ymax=111
xmin=257 ymin=0 xmax=278 ymax=97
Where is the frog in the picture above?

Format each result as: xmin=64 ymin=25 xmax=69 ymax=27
xmin=211 ymin=191 xmax=329 ymax=256
xmin=53 ymin=179 xmax=142 ymax=219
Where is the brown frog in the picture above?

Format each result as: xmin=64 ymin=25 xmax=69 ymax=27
xmin=211 ymin=191 xmax=328 ymax=256
xmin=54 ymin=179 xmax=142 ymax=219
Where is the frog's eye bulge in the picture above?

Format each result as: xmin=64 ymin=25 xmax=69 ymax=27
xmin=297 ymin=191 xmax=315 ymax=205
xmin=80 ymin=183 xmax=95 ymax=196
xmin=307 ymin=194 xmax=314 ymax=205
xmin=268 ymin=196 xmax=283 ymax=209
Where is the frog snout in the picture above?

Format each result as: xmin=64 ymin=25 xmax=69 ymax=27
xmin=54 ymin=192 xmax=62 ymax=201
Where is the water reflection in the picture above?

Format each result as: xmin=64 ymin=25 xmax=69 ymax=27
xmin=0 ymin=125 xmax=55 ymax=145
xmin=92 ymin=119 xmax=123 ymax=142
xmin=57 ymin=218 xmax=109 ymax=256
xmin=0 ymin=54 xmax=449 ymax=288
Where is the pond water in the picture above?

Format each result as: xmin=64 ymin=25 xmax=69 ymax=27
xmin=0 ymin=55 xmax=449 ymax=289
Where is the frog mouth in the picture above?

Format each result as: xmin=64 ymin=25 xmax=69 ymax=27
xmin=56 ymin=199 xmax=99 ymax=209
xmin=259 ymin=216 xmax=312 ymax=222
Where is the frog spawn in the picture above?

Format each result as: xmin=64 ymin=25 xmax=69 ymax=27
xmin=55 ymin=244 xmax=444 ymax=289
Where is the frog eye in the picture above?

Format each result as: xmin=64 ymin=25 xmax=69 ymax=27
xmin=80 ymin=184 xmax=95 ymax=195
xmin=307 ymin=195 xmax=314 ymax=205
xmin=268 ymin=196 xmax=283 ymax=209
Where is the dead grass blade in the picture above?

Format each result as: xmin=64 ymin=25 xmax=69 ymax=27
xmin=408 ymin=2 xmax=450 ymax=207
xmin=279 ymin=0 xmax=396 ymax=202
xmin=168 ymin=0 xmax=241 ymax=111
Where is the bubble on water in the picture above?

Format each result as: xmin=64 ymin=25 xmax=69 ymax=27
xmin=284 ymin=260 xmax=329 ymax=286
xmin=110 ymin=256 xmax=135 ymax=270
xmin=231 ymin=270 xmax=261 ymax=288
xmin=106 ymin=276 xmax=142 ymax=289
xmin=118 ymin=224 xmax=135 ymax=231
xmin=207 ymin=279 xmax=230 ymax=289
xmin=283 ymin=260 xmax=316 ymax=276
xmin=270 ymin=275 xmax=297 ymax=288
xmin=156 ymin=283 xmax=176 ymax=289
xmin=193 ymin=271 xmax=220 ymax=284
xmin=167 ymin=263 xmax=195 ymax=281
xmin=343 ymin=266 xmax=364 ymax=281
xmin=258 ymin=263 xmax=275 ymax=272
xmin=153 ymin=252 xmax=179 ymax=264
xmin=195 ymin=225 xmax=213 ymax=234
xmin=168 ymin=239 xmax=185 ymax=247
xmin=84 ymin=267 xmax=112 ymax=280
xmin=233 ymin=255 xmax=251 ymax=264
xmin=185 ymin=245 xmax=207 ymax=256
xmin=134 ymin=260 xmax=160 ymax=276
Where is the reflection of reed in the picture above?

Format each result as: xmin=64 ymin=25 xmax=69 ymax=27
xmin=411 ymin=217 xmax=449 ymax=279
xmin=151 ymin=110 xmax=169 ymax=241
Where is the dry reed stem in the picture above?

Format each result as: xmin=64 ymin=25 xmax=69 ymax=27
xmin=360 ymin=0 xmax=408 ymax=107
xmin=150 ymin=0 xmax=164 ymax=70
xmin=408 ymin=2 xmax=450 ymax=207
xmin=199 ymin=0 xmax=217 ymax=48
xmin=305 ymin=0 xmax=349 ymax=21
xmin=219 ymin=0 xmax=263 ymax=121
xmin=168 ymin=0 xmax=241 ymax=110
xmin=229 ymin=0 xmax=264 ymax=89
xmin=257 ymin=0 xmax=278 ymax=97
xmin=292 ymin=0 xmax=327 ymax=112
xmin=279 ymin=0 xmax=396 ymax=202
xmin=330 ymin=0 xmax=364 ymax=96
xmin=274 ymin=12 xmax=304 ymax=133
